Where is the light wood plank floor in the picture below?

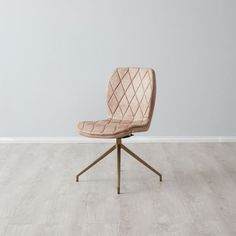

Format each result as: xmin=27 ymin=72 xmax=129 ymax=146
xmin=0 ymin=143 xmax=236 ymax=236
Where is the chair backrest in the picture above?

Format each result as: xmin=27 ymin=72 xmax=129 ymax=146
xmin=107 ymin=67 xmax=156 ymax=126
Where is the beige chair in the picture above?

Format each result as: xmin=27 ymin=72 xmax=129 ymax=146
xmin=76 ymin=67 xmax=162 ymax=194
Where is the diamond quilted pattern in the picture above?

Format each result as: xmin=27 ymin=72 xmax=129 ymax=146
xmin=78 ymin=67 xmax=156 ymax=138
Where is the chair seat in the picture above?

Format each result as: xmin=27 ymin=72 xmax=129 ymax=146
xmin=78 ymin=118 xmax=148 ymax=138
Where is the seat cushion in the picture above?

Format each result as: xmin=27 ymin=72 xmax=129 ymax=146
xmin=78 ymin=118 xmax=148 ymax=138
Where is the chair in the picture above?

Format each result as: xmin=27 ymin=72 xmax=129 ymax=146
xmin=76 ymin=67 xmax=162 ymax=194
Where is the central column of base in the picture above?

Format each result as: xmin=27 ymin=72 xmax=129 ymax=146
xmin=116 ymin=138 xmax=121 ymax=194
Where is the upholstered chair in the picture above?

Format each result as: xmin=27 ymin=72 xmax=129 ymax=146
xmin=76 ymin=67 xmax=162 ymax=194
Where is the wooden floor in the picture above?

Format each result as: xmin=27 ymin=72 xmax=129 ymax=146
xmin=0 ymin=143 xmax=236 ymax=236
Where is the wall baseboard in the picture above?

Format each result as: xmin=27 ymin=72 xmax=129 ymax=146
xmin=0 ymin=136 xmax=235 ymax=143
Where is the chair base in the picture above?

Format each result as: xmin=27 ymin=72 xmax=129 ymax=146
xmin=76 ymin=138 xmax=162 ymax=194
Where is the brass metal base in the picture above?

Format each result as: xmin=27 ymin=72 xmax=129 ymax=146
xmin=76 ymin=138 xmax=162 ymax=194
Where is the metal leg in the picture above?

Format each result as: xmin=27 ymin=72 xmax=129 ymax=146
xmin=76 ymin=144 xmax=116 ymax=182
xmin=121 ymin=144 xmax=162 ymax=182
xmin=116 ymin=138 xmax=121 ymax=194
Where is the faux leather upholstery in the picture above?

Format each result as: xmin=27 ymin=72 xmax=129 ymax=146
xmin=78 ymin=67 xmax=156 ymax=138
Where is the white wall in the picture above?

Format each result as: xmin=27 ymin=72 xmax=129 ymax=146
xmin=0 ymin=0 xmax=235 ymax=137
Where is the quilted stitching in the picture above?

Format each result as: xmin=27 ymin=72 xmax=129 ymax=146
xmin=78 ymin=67 xmax=156 ymax=138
